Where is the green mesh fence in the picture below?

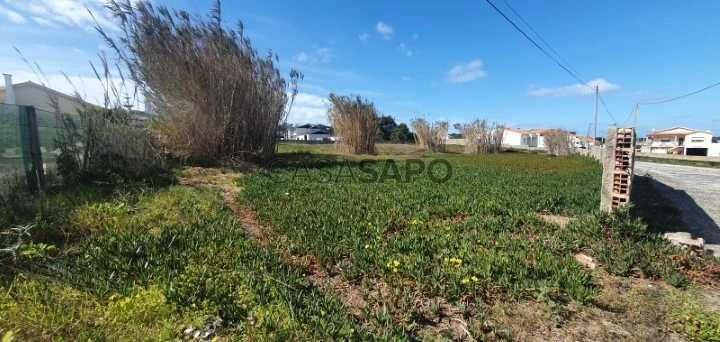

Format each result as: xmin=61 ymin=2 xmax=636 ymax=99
xmin=35 ymin=107 xmax=83 ymax=178
xmin=0 ymin=104 xmax=31 ymax=186
xmin=0 ymin=104 xmax=83 ymax=191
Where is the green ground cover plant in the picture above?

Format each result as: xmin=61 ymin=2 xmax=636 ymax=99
xmin=1 ymin=185 xmax=370 ymax=341
xmin=2 ymin=145 xmax=718 ymax=341
xmin=238 ymin=146 xmax=719 ymax=339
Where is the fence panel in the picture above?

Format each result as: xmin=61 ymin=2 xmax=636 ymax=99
xmin=0 ymin=104 xmax=87 ymax=192
xmin=0 ymin=104 xmax=32 ymax=188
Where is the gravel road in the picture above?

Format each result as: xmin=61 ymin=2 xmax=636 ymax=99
xmin=634 ymin=161 xmax=720 ymax=253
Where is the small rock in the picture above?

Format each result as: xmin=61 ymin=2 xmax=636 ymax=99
xmin=193 ymin=330 xmax=201 ymax=339
xmin=664 ymin=232 xmax=705 ymax=251
xmin=183 ymin=327 xmax=194 ymax=335
xmin=574 ymin=253 xmax=598 ymax=269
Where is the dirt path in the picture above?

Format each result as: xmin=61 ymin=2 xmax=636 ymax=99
xmin=635 ymin=162 xmax=720 ymax=254
xmin=175 ymin=167 xmax=474 ymax=340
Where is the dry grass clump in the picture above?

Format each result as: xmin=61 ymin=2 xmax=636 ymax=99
xmin=412 ymin=119 xmax=448 ymax=152
xmin=544 ymin=128 xmax=573 ymax=156
xmin=457 ymin=119 xmax=505 ymax=154
xmin=327 ymin=93 xmax=378 ymax=155
xmin=98 ymin=0 xmax=301 ymax=165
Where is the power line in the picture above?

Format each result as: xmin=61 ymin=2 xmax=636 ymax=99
xmin=639 ymin=81 xmax=720 ymax=105
xmin=483 ymin=0 xmax=591 ymax=89
xmin=499 ymin=0 xmax=587 ymax=82
xmin=621 ymin=106 xmax=635 ymax=126
xmin=598 ymin=95 xmax=618 ymax=124
xmin=487 ymin=0 xmax=620 ymax=124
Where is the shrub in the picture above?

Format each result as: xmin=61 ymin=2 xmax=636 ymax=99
xmin=544 ymin=128 xmax=573 ymax=156
xmin=412 ymin=119 xmax=448 ymax=152
xmin=327 ymin=93 xmax=379 ymax=155
xmin=99 ymin=0 xmax=301 ymax=165
xmin=457 ymin=119 xmax=505 ymax=154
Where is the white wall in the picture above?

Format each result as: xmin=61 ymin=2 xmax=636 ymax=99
xmin=709 ymin=143 xmax=720 ymax=157
xmin=1 ymin=85 xmax=85 ymax=114
xmin=537 ymin=136 xmax=546 ymax=148
xmin=502 ymin=130 xmax=522 ymax=146
xmin=305 ymin=133 xmax=331 ymax=140
xmin=684 ymin=131 xmax=713 ymax=149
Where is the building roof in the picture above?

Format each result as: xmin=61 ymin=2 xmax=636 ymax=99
xmin=307 ymin=129 xmax=331 ymax=135
xmin=0 ymin=80 xmax=92 ymax=106
xmin=647 ymin=126 xmax=713 ymax=137
xmin=2 ymin=80 xmax=154 ymax=119
xmin=575 ymin=135 xmax=594 ymax=142
xmin=504 ymin=127 xmax=527 ymax=134
xmin=504 ymin=127 xmax=575 ymax=136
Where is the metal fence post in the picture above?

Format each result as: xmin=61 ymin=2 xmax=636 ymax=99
xmin=24 ymin=106 xmax=46 ymax=191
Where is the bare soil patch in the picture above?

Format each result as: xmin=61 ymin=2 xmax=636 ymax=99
xmin=538 ymin=212 xmax=577 ymax=226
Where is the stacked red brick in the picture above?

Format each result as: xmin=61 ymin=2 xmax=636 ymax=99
xmin=600 ymin=127 xmax=636 ymax=211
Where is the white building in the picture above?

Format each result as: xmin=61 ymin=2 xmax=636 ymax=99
xmin=644 ymin=126 xmax=716 ymax=156
xmin=286 ymin=124 xmax=333 ymax=141
xmin=0 ymin=75 xmax=152 ymax=120
xmin=503 ymin=128 xmax=577 ymax=148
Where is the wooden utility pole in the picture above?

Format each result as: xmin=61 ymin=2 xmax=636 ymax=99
xmin=633 ymin=103 xmax=638 ymax=128
xmin=593 ymin=85 xmax=599 ymax=146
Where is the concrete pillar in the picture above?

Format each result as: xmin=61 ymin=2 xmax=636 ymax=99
xmin=600 ymin=127 xmax=636 ymax=212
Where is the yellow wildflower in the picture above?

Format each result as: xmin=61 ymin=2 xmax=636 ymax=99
xmin=392 ymin=267 xmax=398 ymax=273
xmin=471 ymin=276 xmax=479 ymax=282
xmin=393 ymin=260 xmax=400 ymax=267
xmin=461 ymin=278 xmax=470 ymax=284
xmin=364 ymin=244 xmax=370 ymax=249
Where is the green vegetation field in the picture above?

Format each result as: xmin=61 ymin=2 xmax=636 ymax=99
xmin=1 ymin=144 xmax=719 ymax=341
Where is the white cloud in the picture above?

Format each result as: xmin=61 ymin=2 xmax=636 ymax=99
xmin=6 ymin=0 xmax=118 ymax=31
xmin=398 ymin=43 xmax=413 ymax=57
xmin=401 ymin=76 xmax=410 ymax=81
xmin=376 ymin=21 xmax=393 ymax=40
xmin=0 ymin=5 xmax=26 ymax=23
xmin=31 ymin=16 xmax=56 ymax=27
xmin=295 ymin=47 xmax=334 ymax=63
xmin=527 ymin=78 xmax=622 ymax=97
xmin=445 ymin=59 xmax=487 ymax=83
xmin=296 ymin=52 xmax=309 ymax=62
xmin=288 ymin=93 xmax=327 ymax=123
xmin=358 ymin=33 xmax=369 ymax=42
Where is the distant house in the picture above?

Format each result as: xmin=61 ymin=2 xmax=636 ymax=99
xmin=1 ymin=78 xmax=89 ymax=115
xmin=502 ymin=128 xmax=575 ymax=148
xmin=644 ymin=126 xmax=716 ymax=156
xmin=286 ymin=123 xmax=333 ymax=141
xmin=574 ymin=135 xmax=594 ymax=148
xmin=1 ymin=75 xmax=152 ymax=120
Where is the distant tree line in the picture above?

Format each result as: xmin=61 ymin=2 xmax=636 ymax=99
xmin=377 ymin=115 xmax=414 ymax=142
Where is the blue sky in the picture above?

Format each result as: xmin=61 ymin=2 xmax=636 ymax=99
xmin=1 ymin=0 xmax=719 ymax=136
